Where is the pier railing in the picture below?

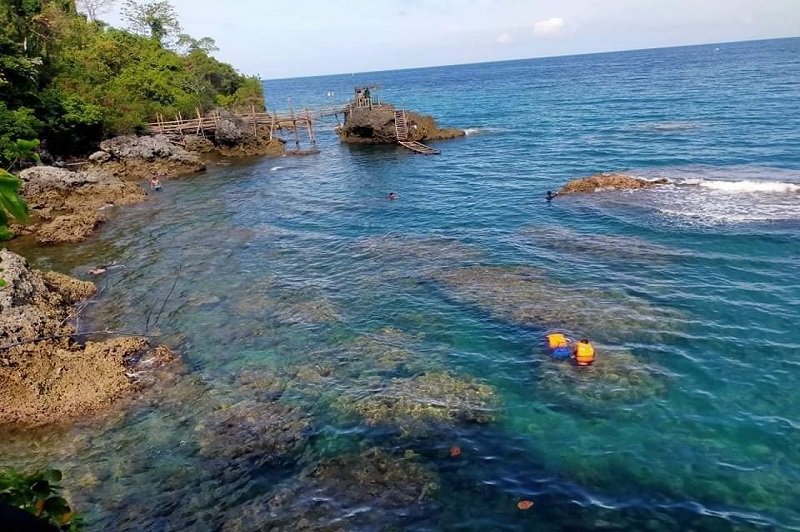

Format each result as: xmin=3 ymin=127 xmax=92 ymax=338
xmin=147 ymin=104 xmax=351 ymax=136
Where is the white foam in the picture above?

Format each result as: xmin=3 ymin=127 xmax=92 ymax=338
xmin=607 ymin=167 xmax=800 ymax=226
xmin=463 ymin=127 xmax=508 ymax=136
xmin=270 ymin=166 xmax=285 ymax=172
xmin=691 ymin=179 xmax=800 ymax=193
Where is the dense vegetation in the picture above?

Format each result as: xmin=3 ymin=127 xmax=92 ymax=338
xmin=0 ymin=0 xmax=263 ymax=168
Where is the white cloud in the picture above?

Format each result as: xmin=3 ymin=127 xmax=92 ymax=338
xmin=496 ymin=32 xmax=514 ymax=44
xmin=533 ymin=17 xmax=565 ymax=36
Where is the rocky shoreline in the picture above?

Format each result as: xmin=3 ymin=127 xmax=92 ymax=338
xmin=1 ymin=118 xmax=286 ymax=426
xmin=0 ymin=250 xmax=179 ymax=426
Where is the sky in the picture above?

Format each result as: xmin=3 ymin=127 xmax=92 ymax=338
xmin=96 ymin=0 xmax=800 ymax=79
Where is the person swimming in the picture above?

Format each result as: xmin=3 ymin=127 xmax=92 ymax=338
xmin=545 ymin=190 xmax=558 ymax=201
xmin=150 ymin=177 xmax=163 ymax=191
xmin=387 ymin=192 xmax=397 ymax=200
xmin=546 ymin=332 xmax=573 ymax=359
xmin=572 ymin=338 xmax=596 ymax=366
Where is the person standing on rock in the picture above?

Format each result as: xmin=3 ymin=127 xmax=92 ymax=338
xmin=364 ymin=87 xmax=372 ymax=109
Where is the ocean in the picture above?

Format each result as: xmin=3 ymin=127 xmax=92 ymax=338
xmin=5 ymin=37 xmax=800 ymax=530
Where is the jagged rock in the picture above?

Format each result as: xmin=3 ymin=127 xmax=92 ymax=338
xmin=96 ymin=134 xmax=205 ymax=179
xmin=18 ymin=166 xmax=146 ymax=244
xmin=18 ymin=166 xmax=90 ymax=195
xmin=214 ymin=111 xmax=250 ymax=146
xmin=99 ymin=134 xmax=189 ymax=162
xmin=558 ymin=173 xmax=669 ymax=194
xmin=337 ymin=104 xmax=465 ymax=144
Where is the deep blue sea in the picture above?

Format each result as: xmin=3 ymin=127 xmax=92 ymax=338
xmin=5 ymin=38 xmax=800 ymax=531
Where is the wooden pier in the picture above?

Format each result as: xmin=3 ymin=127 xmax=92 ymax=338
xmin=147 ymin=104 xmax=349 ymax=146
xmin=148 ymin=90 xmax=442 ymax=155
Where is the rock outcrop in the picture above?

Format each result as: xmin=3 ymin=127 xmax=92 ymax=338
xmin=18 ymin=166 xmax=147 ymax=244
xmin=336 ymin=104 xmax=465 ymax=144
xmin=0 ymin=250 xmax=178 ymax=426
xmin=90 ymin=134 xmax=205 ymax=179
xmin=558 ymin=173 xmax=669 ymax=195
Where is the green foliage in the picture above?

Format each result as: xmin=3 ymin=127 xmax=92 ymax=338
xmin=0 ymin=0 xmax=264 ymax=159
xmin=0 ymin=168 xmax=29 ymax=240
xmin=0 ymin=467 xmax=83 ymax=530
xmin=0 ymin=101 xmax=43 ymax=168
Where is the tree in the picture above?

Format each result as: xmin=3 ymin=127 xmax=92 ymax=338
xmin=121 ymin=0 xmax=180 ymax=46
xmin=76 ymin=0 xmax=117 ymax=21
xmin=176 ymin=33 xmax=217 ymax=55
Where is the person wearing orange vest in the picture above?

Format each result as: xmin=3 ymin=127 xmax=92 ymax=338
xmin=572 ymin=339 xmax=596 ymax=366
xmin=546 ymin=333 xmax=568 ymax=349
xmin=546 ymin=332 xmax=572 ymax=359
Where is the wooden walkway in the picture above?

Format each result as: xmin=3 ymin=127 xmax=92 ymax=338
xmin=394 ymin=110 xmax=440 ymax=155
xmin=398 ymin=140 xmax=440 ymax=155
xmin=147 ymin=105 xmax=349 ymax=141
xmin=148 ymin=103 xmax=442 ymax=155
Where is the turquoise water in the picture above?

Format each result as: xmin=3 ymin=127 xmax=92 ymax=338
xmin=5 ymin=38 xmax=800 ymax=530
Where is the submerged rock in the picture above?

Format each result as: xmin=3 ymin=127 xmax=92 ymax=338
xmin=0 ymin=250 xmax=179 ymax=426
xmin=430 ymin=265 xmax=682 ymax=342
xmin=195 ymin=399 xmax=312 ymax=467
xmin=223 ymin=448 xmax=439 ymax=531
xmin=534 ymin=346 xmax=667 ymax=408
xmin=558 ymin=173 xmax=669 ymax=195
xmin=334 ymin=371 xmax=497 ymax=433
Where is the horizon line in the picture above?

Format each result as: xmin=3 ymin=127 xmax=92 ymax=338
xmin=260 ymin=35 xmax=799 ymax=82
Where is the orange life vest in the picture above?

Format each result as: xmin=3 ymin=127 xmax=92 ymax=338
xmin=574 ymin=342 xmax=595 ymax=365
xmin=547 ymin=333 xmax=568 ymax=349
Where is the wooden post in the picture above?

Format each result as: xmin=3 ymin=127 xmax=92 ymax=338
xmin=269 ymin=113 xmax=275 ymax=141
xmin=305 ymin=107 xmax=315 ymax=146
xmin=195 ymin=107 xmax=203 ymax=136
xmin=290 ymin=100 xmax=299 ymax=149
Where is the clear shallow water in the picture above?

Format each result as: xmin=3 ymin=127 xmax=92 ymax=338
xmin=5 ymin=38 xmax=800 ymax=530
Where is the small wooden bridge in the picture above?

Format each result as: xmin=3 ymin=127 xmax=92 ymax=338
xmin=147 ymin=104 xmax=349 ymax=146
xmin=394 ymin=110 xmax=440 ymax=155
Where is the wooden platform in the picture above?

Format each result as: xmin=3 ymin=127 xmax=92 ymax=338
xmin=398 ymin=140 xmax=440 ymax=155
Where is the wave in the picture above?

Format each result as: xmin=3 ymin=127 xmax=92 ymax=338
xmin=677 ymin=179 xmax=800 ymax=194
xmin=270 ymin=166 xmax=285 ymax=172
xmin=632 ymin=121 xmax=703 ymax=132
xmin=464 ymin=127 xmax=509 ymax=136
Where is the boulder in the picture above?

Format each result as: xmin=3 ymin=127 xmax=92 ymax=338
xmin=214 ymin=111 xmax=250 ymax=146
